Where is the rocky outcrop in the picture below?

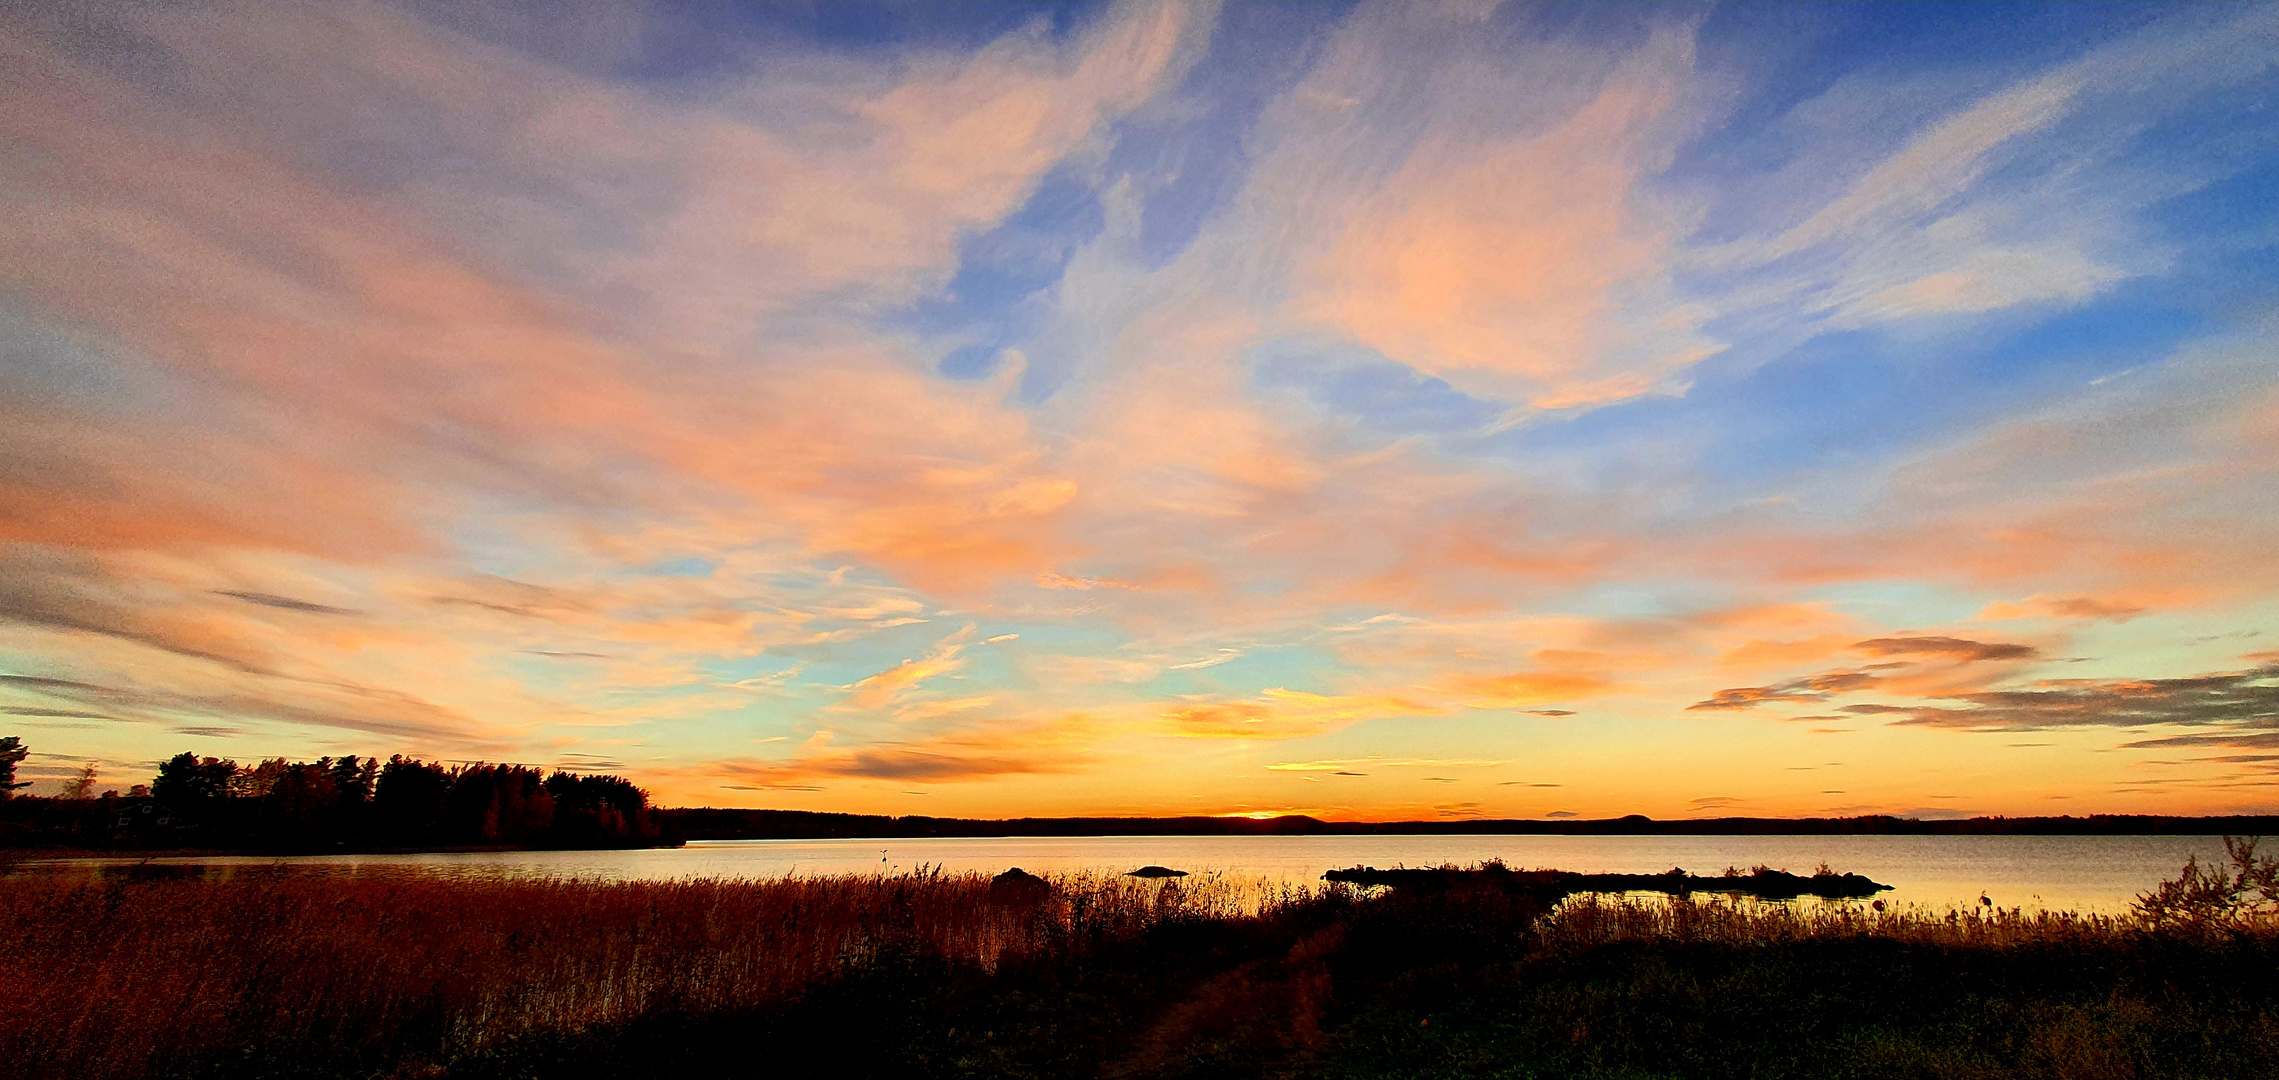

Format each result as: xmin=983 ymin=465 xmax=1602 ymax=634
xmin=988 ymin=866 xmax=1053 ymax=906
xmin=1323 ymin=863 xmax=1891 ymax=901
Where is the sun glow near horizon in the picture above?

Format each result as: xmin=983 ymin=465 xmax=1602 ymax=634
xmin=1 ymin=1 xmax=2277 ymax=820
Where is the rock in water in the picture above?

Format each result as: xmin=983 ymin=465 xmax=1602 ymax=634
xmin=989 ymin=867 xmax=1053 ymax=906
xmin=1127 ymin=865 xmax=1189 ymax=878
xmin=1321 ymin=864 xmax=1892 ymax=900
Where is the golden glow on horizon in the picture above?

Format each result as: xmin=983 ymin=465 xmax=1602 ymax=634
xmin=0 ymin=3 xmax=2275 ymax=819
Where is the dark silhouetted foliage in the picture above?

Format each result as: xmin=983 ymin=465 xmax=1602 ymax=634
xmin=2135 ymin=834 xmax=2279 ymax=933
xmin=2 ymin=747 xmax=659 ymax=851
xmin=372 ymin=754 xmax=451 ymax=843
xmin=546 ymin=770 xmax=654 ymax=846
xmin=152 ymin=753 xmax=237 ymax=806
xmin=0 ymin=736 xmax=27 ymax=797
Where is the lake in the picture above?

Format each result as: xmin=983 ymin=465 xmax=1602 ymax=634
xmin=17 ymin=832 xmax=2249 ymax=913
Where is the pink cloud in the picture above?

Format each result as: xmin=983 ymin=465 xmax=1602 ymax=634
xmin=1287 ymin=23 xmax=1712 ymax=411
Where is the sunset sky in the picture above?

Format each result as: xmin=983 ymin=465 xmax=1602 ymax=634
xmin=3 ymin=1 xmax=2277 ymax=819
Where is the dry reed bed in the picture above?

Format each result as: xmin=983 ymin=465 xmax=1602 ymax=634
xmin=1536 ymin=892 xmax=2279 ymax=953
xmin=8 ymin=866 xmax=2260 ymax=1080
xmin=0 ymin=868 xmax=1324 ymax=1080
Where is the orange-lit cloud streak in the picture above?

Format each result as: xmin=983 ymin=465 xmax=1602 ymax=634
xmin=3 ymin=2 xmax=2278 ymax=817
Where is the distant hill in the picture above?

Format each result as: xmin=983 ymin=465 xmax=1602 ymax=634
xmin=658 ymin=808 xmax=2279 ymax=841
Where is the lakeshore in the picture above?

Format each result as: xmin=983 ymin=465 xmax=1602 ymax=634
xmin=14 ymin=830 xmax=2253 ymax=915
xmin=7 ymin=851 xmax=2276 ymax=1080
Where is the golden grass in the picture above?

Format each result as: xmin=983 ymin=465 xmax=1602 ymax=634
xmin=8 ymin=860 xmax=2266 ymax=1080
xmin=0 ymin=867 xmax=1329 ymax=1080
xmin=1535 ymin=891 xmax=2279 ymax=953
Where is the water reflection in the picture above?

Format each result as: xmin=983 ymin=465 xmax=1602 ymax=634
xmin=12 ymin=832 xmax=2237 ymax=913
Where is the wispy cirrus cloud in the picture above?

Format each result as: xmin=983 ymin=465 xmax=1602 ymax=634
xmin=1690 ymin=671 xmax=1880 ymax=712
xmin=1853 ymin=637 xmax=2037 ymax=663
xmin=1265 ymin=757 xmax=1501 ymax=773
xmin=843 ymin=626 xmax=981 ymax=712
xmin=1162 ymin=688 xmax=1438 ymax=740
xmin=3 ymin=2 xmax=2278 ymax=813
xmin=1847 ymin=663 xmax=2279 ymax=733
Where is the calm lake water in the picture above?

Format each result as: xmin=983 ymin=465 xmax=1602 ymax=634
xmin=18 ymin=833 xmax=2249 ymax=914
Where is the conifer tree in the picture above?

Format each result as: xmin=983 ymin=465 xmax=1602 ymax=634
xmin=0 ymin=736 xmax=28 ymax=797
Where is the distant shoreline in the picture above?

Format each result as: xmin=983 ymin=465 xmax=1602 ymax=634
xmin=658 ymin=809 xmax=2279 ymax=841
xmin=11 ymin=812 xmax=2270 ymax=858
xmin=0 ymin=841 xmax=685 ymax=861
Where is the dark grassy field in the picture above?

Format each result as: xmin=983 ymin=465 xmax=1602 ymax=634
xmin=1316 ymin=890 xmax=2279 ymax=1080
xmin=4 ymin=859 xmax=2276 ymax=1080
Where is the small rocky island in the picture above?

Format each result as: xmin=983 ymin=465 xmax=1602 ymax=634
xmin=1323 ymin=862 xmax=1892 ymax=900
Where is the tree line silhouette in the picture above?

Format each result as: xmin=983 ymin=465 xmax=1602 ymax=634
xmin=0 ymin=737 xmax=661 ymax=850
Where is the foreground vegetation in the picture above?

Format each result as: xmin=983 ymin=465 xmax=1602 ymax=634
xmin=0 ymin=866 xmax=1325 ymax=1080
xmin=3 ymin=845 xmax=2277 ymax=1079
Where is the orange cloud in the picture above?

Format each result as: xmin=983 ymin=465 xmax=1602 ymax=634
xmin=1451 ymin=671 xmax=1613 ymax=709
xmin=843 ymin=627 xmax=987 ymax=711
xmin=1978 ymin=595 xmax=2150 ymax=622
xmin=1715 ymin=635 xmax=1861 ymax=672
xmin=1163 ymin=688 xmax=1437 ymax=740
xmin=692 ymin=711 xmax=1109 ymax=797
xmin=1264 ymin=757 xmax=1501 ymax=773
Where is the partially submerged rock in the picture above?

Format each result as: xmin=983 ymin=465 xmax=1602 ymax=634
xmin=1323 ymin=863 xmax=1891 ymax=901
xmin=988 ymin=867 xmax=1053 ymax=906
xmin=1126 ymin=865 xmax=1189 ymax=878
